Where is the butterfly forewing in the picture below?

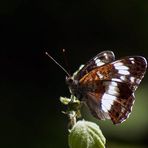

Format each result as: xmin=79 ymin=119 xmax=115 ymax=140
xmin=75 ymin=51 xmax=115 ymax=80
xmin=76 ymin=54 xmax=147 ymax=124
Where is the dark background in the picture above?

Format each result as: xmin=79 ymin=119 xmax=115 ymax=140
xmin=0 ymin=0 xmax=148 ymax=148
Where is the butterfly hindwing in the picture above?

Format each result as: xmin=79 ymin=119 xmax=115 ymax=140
xmin=81 ymin=80 xmax=135 ymax=124
xmin=101 ymin=81 xmax=135 ymax=124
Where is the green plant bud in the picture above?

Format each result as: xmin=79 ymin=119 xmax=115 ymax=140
xmin=68 ymin=120 xmax=106 ymax=148
xmin=60 ymin=96 xmax=71 ymax=105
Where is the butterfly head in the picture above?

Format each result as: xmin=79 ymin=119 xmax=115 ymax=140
xmin=65 ymin=65 xmax=85 ymax=97
xmin=65 ymin=76 xmax=74 ymax=85
xmin=66 ymin=76 xmax=79 ymax=96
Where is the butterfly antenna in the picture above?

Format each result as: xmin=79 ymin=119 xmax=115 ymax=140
xmin=45 ymin=52 xmax=71 ymax=77
xmin=62 ymin=49 xmax=71 ymax=75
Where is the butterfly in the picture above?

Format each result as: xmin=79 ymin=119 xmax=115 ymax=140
xmin=65 ymin=51 xmax=147 ymax=124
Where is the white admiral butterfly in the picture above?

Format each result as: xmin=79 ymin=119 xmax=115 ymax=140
xmin=65 ymin=51 xmax=147 ymax=124
xmin=46 ymin=51 xmax=147 ymax=124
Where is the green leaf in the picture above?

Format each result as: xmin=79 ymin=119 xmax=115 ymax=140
xmin=68 ymin=120 xmax=106 ymax=148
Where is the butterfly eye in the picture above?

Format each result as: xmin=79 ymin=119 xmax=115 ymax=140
xmin=66 ymin=77 xmax=74 ymax=84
